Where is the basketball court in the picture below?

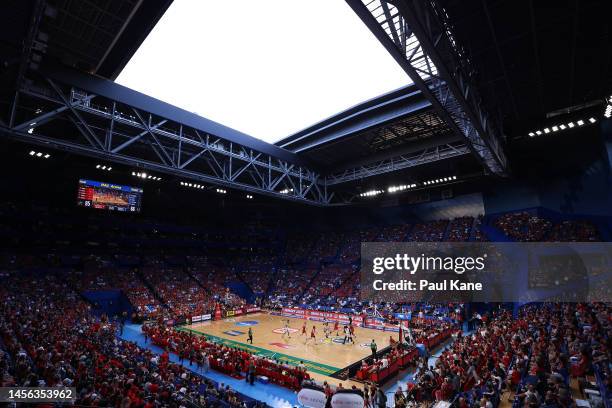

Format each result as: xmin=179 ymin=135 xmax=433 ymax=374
xmin=178 ymin=312 xmax=395 ymax=378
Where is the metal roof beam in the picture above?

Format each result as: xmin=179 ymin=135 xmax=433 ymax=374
xmin=3 ymin=74 xmax=329 ymax=206
xmin=325 ymin=142 xmax=470 ymax=185
xmin=345 ymin=0 xmax=509 ymax=176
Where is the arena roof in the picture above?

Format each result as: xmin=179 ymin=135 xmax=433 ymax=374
xmin=436 ymin=0 xmax=612 ymax=137
xmin=0 ymin=0 xmax=173 ymax=81
xmin=115 ymin=0 xmax=410 ymax=143
xmin=1 ymin=0 xmax=610 ymax=206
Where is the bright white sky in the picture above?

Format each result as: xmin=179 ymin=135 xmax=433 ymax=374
xmin=116 ymin=0 xmax=409 ymax=143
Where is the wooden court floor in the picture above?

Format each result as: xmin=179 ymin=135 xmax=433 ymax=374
xmin=179 ymin=312 xmax=395 ymax=378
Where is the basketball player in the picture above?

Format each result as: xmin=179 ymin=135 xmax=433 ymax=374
xmin=306 ymin=325 xmax=317 ymax=345
xmin=324 ymin=321 xmax=330 ymax=339
xmin=349 ymin=323 xmax=355 ymax=340
xmin=282 ymin=319 xmax=291 ymax=339
xmin=301 ymin=321 xmax=307 ymax=337
xmin=247 ymin=327 xmax=253 ymax=344
xmin=333 ymin=320 xmax=340 ymax=336
xmin=342 ymin=325 xmax=350 ymax=344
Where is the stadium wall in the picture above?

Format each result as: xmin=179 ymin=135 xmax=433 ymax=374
xmin=483 ymin=160 xmax=612 ymax=218
xmin=407 ymin=192 xmax=485 ymax=220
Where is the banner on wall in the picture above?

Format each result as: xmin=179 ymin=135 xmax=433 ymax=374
xmin=246 ymin=307 xmax=261 ymax=313
xmin=394 ymin=312 xmax=412 ymax=320
xmin=281 ymin=308 xmax=364 ymax=326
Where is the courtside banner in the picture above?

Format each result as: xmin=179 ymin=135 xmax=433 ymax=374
xmin=191 ymin=314 xmax=212 ymax=322
xmin=361 ymin=242 xmax=612 ymax=303
xmin=282 ymin=308 xmax=364 ymax=325
xmin=297 ymin=387 xmax=327 ymax=408
xmin=331 ymin=392 xmax=365 ymax=408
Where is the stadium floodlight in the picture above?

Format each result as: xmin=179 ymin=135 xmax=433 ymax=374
xmin=559 ymin=124 xmax=566 ymax=130
xmin=101 ymin=166 xmax=107 ymax=170
xmin=567 ymin=122 xmax=575 ymax=128
xmin=552 ymin=126 xmax=559 ymax=132
xmin=96 ymin=164 xmax=101 ymax=168
xmin=44 ymin=154 xmax=50 ymax=159
xmin=588 ymin=117 xmax=596 ymax=123
xmin=246 ymin=194 xmax=253 ymax=199
xmin=36 ymin=152 xmax=42 ymax=157
xmin=453 ymin=176 xmax=457 ymax=180
xmin=29 ymin=150 xmax=35 ymax=156
xmin=27 ymin=128 xmax=34 ymax=134
xmin=577 ymin=120 xmax=584 ymax=126
xmin=528 ymin=132 xmax=535 ymax=137
xmin=543 ymin=128 xmax=550 ymax=133
xmin=536 ymin=130 xmax=542 ymax=135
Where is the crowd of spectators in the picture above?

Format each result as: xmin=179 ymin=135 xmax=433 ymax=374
xmin=1 ymin=202 xmax=609 ymax=408
xmin=0 ymin=270 xmax=260 ymax=408
xmin=494 ymin=212 xmax=602 ymax=243
xmin=494 ymin=212 xmax=551 ymax=242
xmin=142 ymin=325 xmax=310 ymax=391
xmin=400 ymin=303 xmax=611 ymax=408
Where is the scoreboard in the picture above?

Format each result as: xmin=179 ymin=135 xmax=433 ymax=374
xmin=77 ymin=179 xmax=143 ymax=212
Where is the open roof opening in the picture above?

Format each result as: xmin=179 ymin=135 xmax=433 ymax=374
xmin=116 ymin=0 xmax=410 ymax=143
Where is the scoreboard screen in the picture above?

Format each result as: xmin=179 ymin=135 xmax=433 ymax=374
xmin=77 ymin=179 xmax=143 ymax=212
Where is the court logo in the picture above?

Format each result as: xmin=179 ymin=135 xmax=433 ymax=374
xmin=332 ymin=337 xmax=346 ymax=344
xmin=269 ymin=342 xmax=296 ymax=349
xmin=223 ymin=330 xmax=245 ymax=336
xmin=272 ymin=327 xmax=299 ymax=334
xmin=359 ymin=343 xmax=371 ymax=348
xmin=235 ymin=321 xmax=259 ymax=326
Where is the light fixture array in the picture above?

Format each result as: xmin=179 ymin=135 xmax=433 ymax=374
xmin=361 ymin=175 xmax=459 ymax=198
xmin=180 ymin=181 xmax=205 ymax=189
xmin=605 ymin=95 xmax=612 ymax=118
xmin=424 ymin=176 xmax=457 ymax=185
xmin=388 ymin=183 xmax=417 ymax=193
xmin=528 ymin=117 xmax=597 ymax=137
xmin=95 ymin=164 xmax=112 ymax=171
xmin=359 ymin=189 xmax=384 ymax=197
xmin=216 ymin=188 xmax=227 ymax=194
xmin=29 ymin=150 xmax=50 ymax=159
xmin=246 ymin=194 xmax=253 ymax=199
xmin=131 ymin=171 xmax=161 ymax=181
xmin=279 ymin=188 xmax=294 ymax=194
